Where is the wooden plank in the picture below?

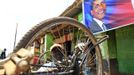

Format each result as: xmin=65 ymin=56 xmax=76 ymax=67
xmin=0 ymin=69 xmax=5 ymax=75
xmin=16 ymin=48 xmax=29 ymax=57
xmin=4 ymin=60 xmax=16 ymax=75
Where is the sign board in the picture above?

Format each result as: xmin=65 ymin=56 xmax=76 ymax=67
xmin=83 ymin=0 xmax=134 ymax=33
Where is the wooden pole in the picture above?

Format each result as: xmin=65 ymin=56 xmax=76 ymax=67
xmin=13 ymin=23 xmax=18 ymax=50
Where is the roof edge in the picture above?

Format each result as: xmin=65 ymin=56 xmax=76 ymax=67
xmin=59 ymin=0 xmax=82 ymax=17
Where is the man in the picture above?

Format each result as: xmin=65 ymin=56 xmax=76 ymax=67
xmin=0 ymin=48 xmax=6 ymax=59
xmin=89 ymin=0 xmax=111 ymax=33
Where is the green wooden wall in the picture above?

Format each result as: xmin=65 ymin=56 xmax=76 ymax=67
xmin=44 ymin=34 xmax=54 ymax=61
xmin=116 ymin=25 xmax=134 ymax=73
xmin=96 ymin=33 xmax=109 ymax=59
xmin=78 ymin=12 xmax=83 ymax=23
xmin=107 ymin=30 xmax=117 ymax=59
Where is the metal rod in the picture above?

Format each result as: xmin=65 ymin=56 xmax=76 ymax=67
xmin=79 ymin=35 xmax=109 ymax=67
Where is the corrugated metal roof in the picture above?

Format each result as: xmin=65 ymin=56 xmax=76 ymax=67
xmin=59 ymin=0 xmax=82 ymax=17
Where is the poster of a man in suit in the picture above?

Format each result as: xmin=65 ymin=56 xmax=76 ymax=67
xmin=89 ymin=0 xmax=111 ymax=33
xmin=84 ymin=0 xmax=111 ymax=33
xmin=83 ymin=0 xmax=134 ymax=34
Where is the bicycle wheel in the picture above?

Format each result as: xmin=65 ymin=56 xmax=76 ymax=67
xmin=14 ymin=17 xmax=103 ymax=75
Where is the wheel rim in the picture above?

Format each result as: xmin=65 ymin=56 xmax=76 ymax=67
xmin=14 ymin=17 xmax=103 ymax=75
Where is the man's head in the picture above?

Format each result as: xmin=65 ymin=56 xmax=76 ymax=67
xmin=90 ymin=0 xmax=106 ymax=20
xmin=4 ymin=48 xmax=6 ymax=51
